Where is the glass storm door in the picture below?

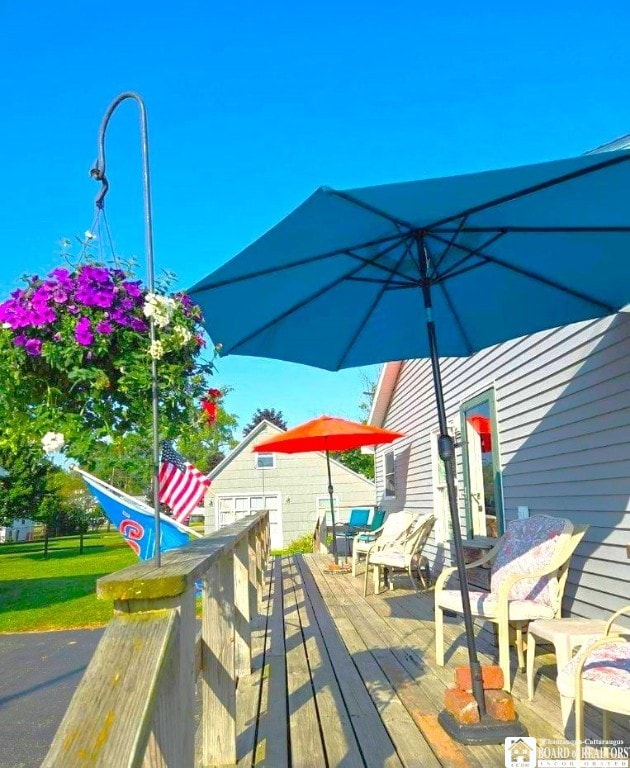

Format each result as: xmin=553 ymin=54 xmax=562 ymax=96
xmin=460 ymin=390 xmax=503 ymax=539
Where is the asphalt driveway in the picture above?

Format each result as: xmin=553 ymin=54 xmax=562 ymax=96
xmin=0 ymin=629 xmax=103 ymax=768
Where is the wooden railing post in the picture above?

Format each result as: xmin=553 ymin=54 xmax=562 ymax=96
xmin=45 ymin=511 xmax=266 ymax=768
xmin=248 ymin=528 xmax=259 ymax=624
xmin=233 ymin=535 xmax=251 ymax=677
xmin=255 ymin=521 xmax=264 ymax=610
xmin=202 ymin=551 xmax=236 ymax=766
xmin=262 ymin=513 xmax=270 ymax=566
xmin=132 ymin=589 xmax=196 ymax=767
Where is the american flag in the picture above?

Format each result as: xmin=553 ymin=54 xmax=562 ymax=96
xmin=159 ymin=441 xmax=211 ymax=523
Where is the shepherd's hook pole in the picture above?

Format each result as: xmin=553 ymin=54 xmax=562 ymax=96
xmin=90 ymin=92 xmax=162 ymax=567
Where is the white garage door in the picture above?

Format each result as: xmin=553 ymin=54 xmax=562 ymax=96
xmin=217 ymin=493 xmax=283 ymax=549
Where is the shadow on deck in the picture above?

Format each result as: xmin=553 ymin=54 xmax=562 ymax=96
xmin=238 ymin=553 xmax=629 ymax=768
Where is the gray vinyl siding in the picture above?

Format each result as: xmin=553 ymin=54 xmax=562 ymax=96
xmin=374 ymin=311 xmax=630 ymax=621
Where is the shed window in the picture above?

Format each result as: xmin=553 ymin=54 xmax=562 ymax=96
xmin=255 ymin=453 xmax=275 ymax=469
xmin=384 ymin=450 xmax=396 ymax=498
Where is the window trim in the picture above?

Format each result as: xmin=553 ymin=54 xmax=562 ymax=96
xmin=383 ymin=449 xmax=396 ymax=499
xmin=254 ymin=452 xmax=276 ymax=470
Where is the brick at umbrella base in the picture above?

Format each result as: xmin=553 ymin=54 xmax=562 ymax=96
xmin=444 ymin=688 xmax=480 ymax=725
xmin=454 ymin=665 xmax=504 ymax=692
xmin=444 ymin=688 xmax=517 ymax=725
xmin=444 ymin=665 xmax=517 ymax=725
xmin=484 ymin=689 xmax=516 ymax=721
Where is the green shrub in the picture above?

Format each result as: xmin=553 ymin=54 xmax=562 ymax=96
xmin=271 ymin=533 xmax=313 ymax=556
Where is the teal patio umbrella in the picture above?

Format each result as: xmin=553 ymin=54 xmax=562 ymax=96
xmin=189 ymin=146 xmax=630 ymax=742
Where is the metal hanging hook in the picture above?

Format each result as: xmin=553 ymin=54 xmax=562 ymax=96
xmin=89 ymin=91 xmax=162 ymax=567
xmin=89 ymin=166 xmax=109 ymax=210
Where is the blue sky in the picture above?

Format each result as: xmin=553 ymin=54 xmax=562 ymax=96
xmin=2 ymin=0 xmax=630 ymax=431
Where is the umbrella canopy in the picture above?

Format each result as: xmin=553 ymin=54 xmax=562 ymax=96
xmin=189 ymin=146 xmax=630 ymax=739
xmin=254 ymin=416 xmax=403 ymax=565
xmin=253 ymin=415 xmax=403 ymax=454
xmin=190 ymin=149 xmax=630 ymax=369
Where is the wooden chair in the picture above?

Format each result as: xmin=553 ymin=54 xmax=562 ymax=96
xmin=364 ymin=513 xmax=435 ymax=596
xmin=434 ymin=515 xmax=588 ymax=692
xmin=556 ymin=605 xmax=630 ymax=741
xmin=351 ymin=511 xmax=413 ymax=577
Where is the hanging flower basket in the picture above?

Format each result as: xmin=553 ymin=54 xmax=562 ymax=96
xmin=0 ymin=258 xmax=215 ymax=454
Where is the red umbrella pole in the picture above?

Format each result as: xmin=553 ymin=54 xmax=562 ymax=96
xmin=325 ymin=450 xmax=339 ymax=565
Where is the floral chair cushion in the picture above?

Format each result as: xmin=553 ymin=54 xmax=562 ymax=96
xmin=561 ymin=641 xmax=630 ymax=690
xmin=437 ymin=589 xmax=556 ymax=620
xmin=490 ymin=516 xmax=571 ymax=608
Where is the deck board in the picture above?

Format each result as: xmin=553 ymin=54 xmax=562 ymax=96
xmin=227 ymin=553 xmax=629 ymax=767
xmin=287 ymin=558 xmax=365 ymax=768
xmin=254 ymin=557 xmax=289 ymax=768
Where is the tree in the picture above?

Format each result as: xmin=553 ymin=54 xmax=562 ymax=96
xmin=330 ymin=447 xmax=375 ymax=480
xmin=243 ymin=408 xmax=287 ymax=437
xmin=0 ymin=436 xmax=59 ymax=525
xmin=358 ymin=372 xmax=378 ymax=422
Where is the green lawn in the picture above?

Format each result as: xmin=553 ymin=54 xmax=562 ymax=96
xmin=0 ymin=532 xmax=137 ymax=633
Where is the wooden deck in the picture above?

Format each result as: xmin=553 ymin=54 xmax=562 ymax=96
xmin=234 ymin=553 xmax=630 ymax=768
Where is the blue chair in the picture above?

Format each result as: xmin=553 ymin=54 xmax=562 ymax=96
xmin=356 ymin=509 xmax=386 ymax=541
xmin=344 ymin=508 xmax=380 ymax=555
xmin=347 ymin=508 xmax=370 ymax=532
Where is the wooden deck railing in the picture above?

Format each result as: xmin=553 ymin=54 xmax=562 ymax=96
xmin=42 ymin=511 xmax=269 ymax=768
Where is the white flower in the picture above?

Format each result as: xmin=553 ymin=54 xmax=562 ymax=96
xmin=148 ymin=340 xmax=164 ymax=359
xmin=84 ymin=230 xmax=97 ymax=241
xmin=2 ymin=323 xmax=11 ymax=329
xmin=173 ymin=324 xmax=192 ymax=345
xmin=42 ymin=432 xmax=65 ymax=454
xmin=143 ymin=293 xmax=177 ymax=328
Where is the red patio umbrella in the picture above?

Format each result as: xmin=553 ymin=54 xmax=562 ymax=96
xmin=253 ymin=415 xmax=403 ymax=564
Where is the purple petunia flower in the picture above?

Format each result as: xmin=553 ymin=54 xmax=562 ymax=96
xmin=24 ymin=338 xmax=43 ymax=356
xmin=74 ymin=316 xmax=93 ymax=347
xmin=96 ymin=320 xmax=114 ymax=335
xmin=78 ymin=265 xmax=111 ymax=284
xmin=128 ymin=317 xmax=148 ymax=332
xmin=110 ymin=309 xmax=129 ymax=326
xmin=13 ymin=334 xmax=27 ymax=347
xmin=48 ymin=282 xmax=69 ymax=303
xmin=49 ymin=267 xmax=74 ymax=292
xmin=122 ymin=280 xmax=143 ymax=298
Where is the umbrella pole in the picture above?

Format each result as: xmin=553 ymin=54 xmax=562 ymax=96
xmin=325 ymin=450 xmax=339 ymax=565
xmin=418 ymin=251 xmax=486 ymax=718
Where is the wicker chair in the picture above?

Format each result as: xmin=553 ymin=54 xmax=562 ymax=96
xmin=556 ymin=605 xmax=630 ymax=741
xmin=364 ymin=513 xmax=435 ymax=596
xmin=351 ymin=510 xmax=413 ymax=577
xmin=434 ymin=515 xmax=587 ymax=692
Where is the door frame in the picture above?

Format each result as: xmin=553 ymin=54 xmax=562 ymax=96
xmin=459 ymin=387 xmax=504 ymax=538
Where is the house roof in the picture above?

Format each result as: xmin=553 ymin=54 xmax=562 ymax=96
xmin=367 ymin=362 xmax=402 ymax=428
xmin=210 ymin=419 xmax=375 ymax=487
xmin=208 ymin=419 xmax=284 ymax=480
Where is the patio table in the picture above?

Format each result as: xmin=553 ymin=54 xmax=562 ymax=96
xmin=526 ymin=616 xmax=629 ymax=700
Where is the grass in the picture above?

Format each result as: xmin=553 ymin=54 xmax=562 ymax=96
xmin=0 ymin=532 xmax=137 ymax=633
xmin=271 ymin=531 xmax=334 ymax=557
